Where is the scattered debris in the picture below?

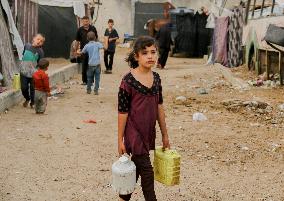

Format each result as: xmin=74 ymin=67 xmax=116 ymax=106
xmin=99 ymin=169 xmax=110 ymax=172
xmin=48 ymin=96 xmax=58 ymax=101
xmin=193 ymin=112 xmax=208 ymax=121
xmin=270 ymin=143 xmax=281 ymax=152
xmin=69 ymin=80 xmax=80 ymax=85
xmin=50 ymin=87 xmax=64 ymax=96
xmin=278 ymin=104 xmax=284 ymax=111
xmin=221 ymin=99 xmax=271 ymax=113
xmin=0 ymin=86 xmax=7 ymax=93
xmin=196 ymin=88 xmax=208 ymax=95
xmin=83 ymin=119 xmax=97 ymax=124
xmin=175 ymin=96 xmax=189 ymax=105
xmin=249 ymin=123 xmax=261 ymax=127
xmin=176 ymin=96 xmax=186 ymax=102
xmin=241 ymin=146 xmax=249 ymax=151
xmin=247 ymin=73 xmax=281 ymax=88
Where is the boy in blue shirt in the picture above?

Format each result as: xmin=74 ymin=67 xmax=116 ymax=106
xmin=80 ymin=31 xmax=108 ymax=95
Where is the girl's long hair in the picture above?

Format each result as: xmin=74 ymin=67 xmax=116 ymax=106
xmin=125 ymin=36 xmax=157 ymax=68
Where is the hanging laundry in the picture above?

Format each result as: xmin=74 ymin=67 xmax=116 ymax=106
xmin=194 ymin=12 xmax=211 ymax=58
xmin=174 ymin=12 xmax=196 ymax=57
xmin=213 ymin=17 xmax=229 ymax=66
xmin=206 ymin=13 xmax=216 ymax=29
xmin=228 ymin=6 xmax=244 ymax=67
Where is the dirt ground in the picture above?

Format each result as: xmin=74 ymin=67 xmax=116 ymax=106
xmin=0 ymin=48 xmax=283 ymax=201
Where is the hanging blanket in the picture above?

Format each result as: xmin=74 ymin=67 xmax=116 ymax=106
xmin=228 ymin=6 xmax=244 ymax=67
xmin=213 ymin=17 xmax=229 ymax=66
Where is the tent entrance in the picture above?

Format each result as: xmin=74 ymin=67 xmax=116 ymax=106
xmin=134 ymin=2 xmax=164 ymax=37
xmin=38 ymin=5 xmax=77 ymax=58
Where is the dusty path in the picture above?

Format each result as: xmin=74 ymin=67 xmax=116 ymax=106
xmin=0 ymin=48 xmax=283 ymax=201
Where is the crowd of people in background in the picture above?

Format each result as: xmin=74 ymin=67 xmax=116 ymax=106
xmin=18 ymin=16 xmax=122 ymax=113
xmin=18 ymin=15 xmax=173 ymax=114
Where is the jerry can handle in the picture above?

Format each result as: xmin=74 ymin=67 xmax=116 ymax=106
xmin=162 ymin=147 xmax=177 ymax=154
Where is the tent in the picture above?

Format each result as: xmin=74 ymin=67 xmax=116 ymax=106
xmin=0 ymin=0 xmax=94 ymax=86
xmin=10 ymin=0 xmax=93 ymax=58
xmin=0 ymin=0 xmax=18 ymax=86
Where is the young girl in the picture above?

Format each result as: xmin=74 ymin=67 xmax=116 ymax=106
xmin=117 ymin=36 xmax=170 ymax=201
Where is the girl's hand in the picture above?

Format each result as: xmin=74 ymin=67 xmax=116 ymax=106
xmin=162 ymin=135 xmax=170 ymax=150
xmin=118 ymin=142 xmax=126 ymax=156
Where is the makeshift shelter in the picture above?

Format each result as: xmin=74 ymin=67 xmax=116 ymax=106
xmin=171 ymin=8 xmax=213 ymax=58
xmin=9 ymin=0 xmax=92 ymax=58
xmin=0 ymin=0 xmax=18 ymax=86
xmin=0 ymin=0 xmax=95 ymax=86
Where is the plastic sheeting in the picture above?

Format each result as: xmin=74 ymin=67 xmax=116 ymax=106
xmin=173 ymin=10 xmax=212 ymax=58
xmin=174 ymin=12 xmax=196 ymax=57
xmin=194 ymin=12 xmax=211 ymax=58
xmin=1 ymin=0 xmax=24 ymax=60
xmin=29 ymin=0 xmax=90 ymax=7
xmin=38 ymin=5 xmax=77 ymax=58
xmin=73 ymin=2 xmax=85 ymax=18
xmin=29 ymin=0 xmax=87 ymax=17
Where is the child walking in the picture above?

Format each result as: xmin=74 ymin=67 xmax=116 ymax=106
xmin=20 ymin=34 xmax=45 ymax=108
xmin=81 ymin=31 xmax=107 ymax=95
xmin=117 ymin=36 xmax=170 ymax=201
xmin=32 ymin=58 xmax=51 ymax=114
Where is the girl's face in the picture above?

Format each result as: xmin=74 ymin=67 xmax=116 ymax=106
xmin=108 ymin=22 xmax=114 ymax=29
xmin=136 ymin=45 xmax=157 ymax=69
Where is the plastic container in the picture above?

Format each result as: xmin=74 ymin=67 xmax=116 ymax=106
xmin=154 ymin=146 xmax=181 ymax=186
xmin=13 ymin=73 xmax=21 ymax=91
xmin=112 ymin=155 xmax=136 ymax=195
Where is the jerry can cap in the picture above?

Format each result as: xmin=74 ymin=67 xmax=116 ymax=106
xmin=119 ymin=155 xmax=129 ymax=163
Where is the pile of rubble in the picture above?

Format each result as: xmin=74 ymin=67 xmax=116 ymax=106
xmin=221 ymin=99 xmax=272 ymax=113
xmin=247 ymin=72 xmax=281 ymax=88
xmin=221 ymin=99 xmax=284 ymax=125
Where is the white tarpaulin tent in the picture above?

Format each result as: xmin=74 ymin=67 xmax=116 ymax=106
xmin=28 ymin=0 xmax=93 ymax=17
xmin=29 ymin=0 xmax=90 ymax=7
xmin=1 ymin=0 xmax=24 ymax=60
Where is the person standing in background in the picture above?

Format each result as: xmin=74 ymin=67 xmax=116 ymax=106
xmin=156 ymin=23 xmax=172 ymax=69
xmin=75 ymin=16 xmax=98 ymax=85
xmin=104 ymin=19 xmax=119 ymax=74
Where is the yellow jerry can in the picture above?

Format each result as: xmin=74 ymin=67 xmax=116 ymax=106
xmin=154 ymin=146 xmax=181 ymax=186
xmin=13 ymin=73 xmax=21 ymax=91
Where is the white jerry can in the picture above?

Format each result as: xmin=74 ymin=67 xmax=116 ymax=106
xmin=112 ymin=155 xmax=136 ymax=195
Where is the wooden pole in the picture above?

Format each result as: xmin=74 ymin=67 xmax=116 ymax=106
xmin=271 ymin=0 xmax=275 ymax=14
xmin=245 ymin=0 xmax=251 ymax=24
xmin=260 ymin=0 xmax=265 ymax=17
xmin=252 ymin=0 xmax=256 ymax=18
xmin=279 ymin=51 xmax=283 ymax=85
xmin=266 ymin=50 xmax=270 ymax=80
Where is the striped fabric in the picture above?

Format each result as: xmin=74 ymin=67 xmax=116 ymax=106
xmin=228 ymin=6 xmax=244 ymax=67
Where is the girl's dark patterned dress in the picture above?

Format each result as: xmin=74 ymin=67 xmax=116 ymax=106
xmin=118 ymin=71 xmax=163 ymax=155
